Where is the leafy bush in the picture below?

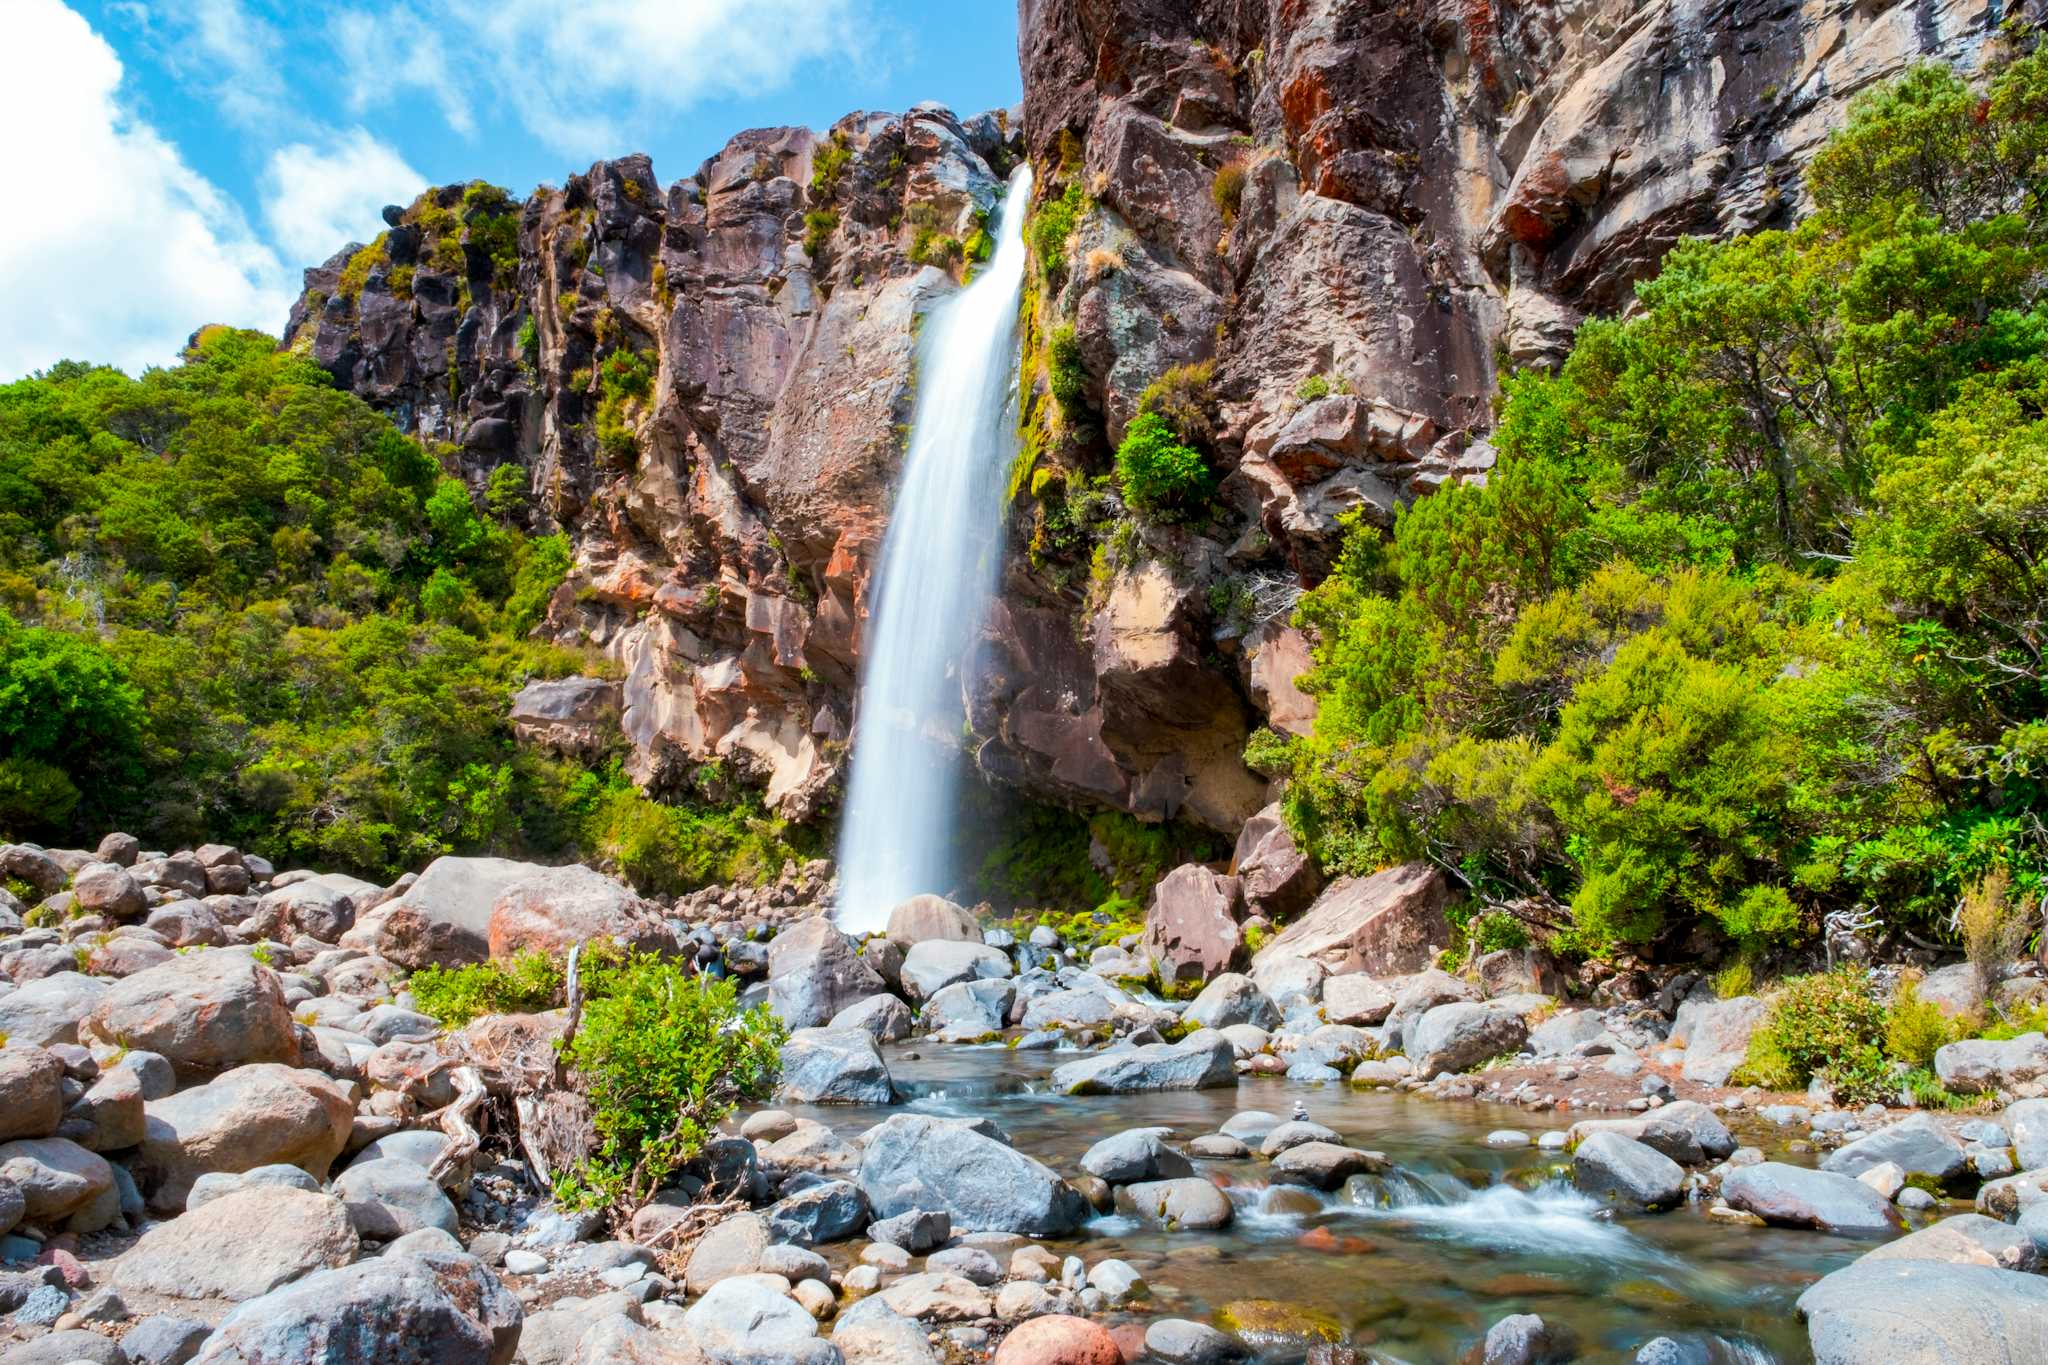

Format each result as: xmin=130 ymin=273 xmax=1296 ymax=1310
xmin=411 ymin=950 xmax=563 ymax=1027
xmin=1736 ymin=969 xmax=1887 ymax=1092
xmin=585 ymin=778 xmax=815 ymax=897
xmin=1115 ymin=412 xmax=1211 ymax=516
xmin=558 ymin=955 xmax=785 ymax=1213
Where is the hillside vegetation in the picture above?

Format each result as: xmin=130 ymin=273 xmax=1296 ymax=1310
xmin=1258 ymin=55 xmax=2048 ymax=963
xmin=0 ymin=329 xmax=806 ymax=886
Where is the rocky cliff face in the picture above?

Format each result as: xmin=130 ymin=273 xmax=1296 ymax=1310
xmin=283 ymin=0 xmax=2017 ymax=838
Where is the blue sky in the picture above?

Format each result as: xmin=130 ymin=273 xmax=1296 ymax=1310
xmin=0 ymin=0 xmax=1020 ymax=380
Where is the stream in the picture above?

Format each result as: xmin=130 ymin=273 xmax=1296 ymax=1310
xmin=784 ymin=1045 xmax=1867 ymax=1363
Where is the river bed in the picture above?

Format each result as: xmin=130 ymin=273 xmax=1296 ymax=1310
xmin=783 ymin=1045 xmax=1872 ymax=1363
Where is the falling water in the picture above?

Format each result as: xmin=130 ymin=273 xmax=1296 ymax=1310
xmin=834 ymin=163 xmax=1035 ymax=934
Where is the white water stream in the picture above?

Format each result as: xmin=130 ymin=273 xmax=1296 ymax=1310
xmin=834 ymin=163 xmax=1034 ymax=934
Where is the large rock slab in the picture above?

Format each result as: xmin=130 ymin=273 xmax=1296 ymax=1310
xmin=374 ymin=856 xmax=549 ymax=970
xmin=1182 ymin=972 xmax=1278 ymax=1031
xmin=1723 ymin=1162 xmax=1904 ymax=1236
xmin=1249 ymin=864 xmax=1447 ymax=977
xmin=1140 ymin=864 xmax=1243 ymax=986
xmin=193 ymin=1249 xmax=521 ymax=1364
xmin=113 ymin=1186 xmax=358 ymax=1300
xmin=81 ymin=951 xmax=299 ymax=1081
xmin=1797 ymin=1258 xmax=2048 ymax=1364
xmin=767 ymin=916 xmax=887 ymax=1029
xmin=1860 ymin=1212 xmax=2039 ymax=1273
xmin=778 ymin=1028 xmax=895 ymax=1105
xmin=1936 ymin=1033 xmax=2048 ymax=1095
xmin=1050 ymin=1035 xmax=1236 ymax=1094
xmin=858 ymin=1114 xmax=1088 ymax=1235
xmin=137 ymin=1062 xmax=354 ymax=1211
xmin=486 ymin=863 xmax=678 ymax=961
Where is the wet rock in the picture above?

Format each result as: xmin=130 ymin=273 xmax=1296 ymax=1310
xmin=1475 ymin=1313 xmax=1573 ymax=1365
xmin=192 ymin=1249 xmax=520 ymax=1363
xmin=858 ymin=1114 xmax=1088 ymax=1236
xmin=1115 ymin=1177 xmax=1234 ymax=1229
xmin=1183 ymin=973 xmax=1279 ymax=1031
xmin=1567 ymin=1103 xmax=1734 ymax=1164
xmin=1408 ymin=1002 xmax=1529 ymax=1080
xmin=1797 ymin=1258 xmax=2048 ymax=1364
xmin=1081 ymin=1128 xmax=1194 ymax=1184
xmin=1141 ymin=865 xmax=1244 ymax=986
xmin=112 ymin=1187 xmax=358 ymax=1300
xmin=1269 ymin=1142 xmax=1386 ymax=1191
xmin=1821 ymin=1113 xmax=1969 ymax=1186
xmin=778 ymin=1028 xmax=895 ymax=1105
xmin=1212 ymin=1300 xmax=1342 ymax=1354
xmin=1571 ymin=1132 xmax=1683 ymax=1211
xmin=1050 ymin=1035 xmax=1235 ymax=1094
xmin=81 ymin=952 xmax=299 ymax=1081
xmin=1722 ymin=1162 xmax=1904 ymax=1236
xmin=1250 ymin=865 xmax=1447 ymax=978
xmin=1145 ymin=1318 xmax=1250 ymax=1365
xmin=992 ymin=1313 xmax=1122 ymax=1364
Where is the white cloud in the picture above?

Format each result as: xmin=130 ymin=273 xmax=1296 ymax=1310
xmin=161 ymin=0 xmax=292 ymax=130
xmin=337 ymin=0 xmax=873 ymax=156
xmin=262 ymin=129 xmax=428 ymax=267
xmin=0 ymin=0 xmax=295 ymax=379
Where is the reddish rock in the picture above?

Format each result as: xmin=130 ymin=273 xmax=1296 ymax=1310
xmin=1232 ymin=804 xmax=1322 ymax=922
xmin=80 ymin=952 xmax=299 ymax=1081
xmin=486 ymin=863 xmax=677 ymax=961
xmin=1251 ymin=864 xmax=1449 ymax=977
xmin=1141 ymin=865 xmax=1244 ymax=985
xmin=994 ymin=1314 xmax=1124 ymax=1365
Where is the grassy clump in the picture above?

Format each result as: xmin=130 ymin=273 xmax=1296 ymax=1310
xmin=1029 ymin=182 xmax=1090 ymax=281
xmin=411 ymin=949 xmax=564 ymax=1027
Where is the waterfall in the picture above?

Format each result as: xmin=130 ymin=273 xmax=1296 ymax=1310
xmin=834 ymin=162 xmax=1035 ymax=934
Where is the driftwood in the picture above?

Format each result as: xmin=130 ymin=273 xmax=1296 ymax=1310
xmin=423 ymin=1064 xmax=487 ymax=1183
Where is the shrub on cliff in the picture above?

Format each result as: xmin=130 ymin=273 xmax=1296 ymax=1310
xmin=1115 ymin=412 xmax=1211 ymax=516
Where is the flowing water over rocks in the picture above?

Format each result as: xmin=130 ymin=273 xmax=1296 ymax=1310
xmin=779 ymin=1046 xmax=1863 ymax=1363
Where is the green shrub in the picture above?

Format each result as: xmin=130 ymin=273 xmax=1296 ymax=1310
xmin=1295 ymin=373 xmax=1331 ymax=402
xmin=1736 ymin=969 xmax=1886 ymax=1091
xmin=810 ymin=132 xmax=851 ymax=200
xmin=1884 ymin=976 xmax=1960 ymax=1066
xmin=1029 ymin=182 xmax=1089 ymax=279
xmin=1137 ymin=361 xmax=1215 ymax=446
xmin=1047 ymin=324 xmax=1089 ymax=421
xmin=337 ymin=234 xmax=390 ymax=302
xmin=1115 ymin=412 xmax=1211 ymax=516
xmin=558 ymin=955 xmax=785 ymax=1213
xmin=802 ymin=210 xmax=838 ymax=257
xmin=411 ymin=950 xmax=564 ymax=1027
xmin=517 ymin=317 xmax=539 ymax=364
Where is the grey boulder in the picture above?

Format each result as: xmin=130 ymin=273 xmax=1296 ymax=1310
xmin=777 ymin=1028 xmax=894 ymax=1105
xmin=1797 ymin=1258 xmax=2048 ymax=1364
xmin=1723 ymin=1162 xmax=1904 ymax=1236
xmin=1571 ymin=1132 xmax=1683 ymax=1211
xmin=193 ymin=1249 xmax=520 ymax=1364
xmin=1049 ymin=1036 xmax=1235 ymax=1094
xmin=858 ymin=1114 xmax=1087 ymax=1235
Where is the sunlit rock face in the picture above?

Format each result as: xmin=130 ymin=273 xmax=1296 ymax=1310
xmin=285 ymin=0 xmax=2007 ymax=834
